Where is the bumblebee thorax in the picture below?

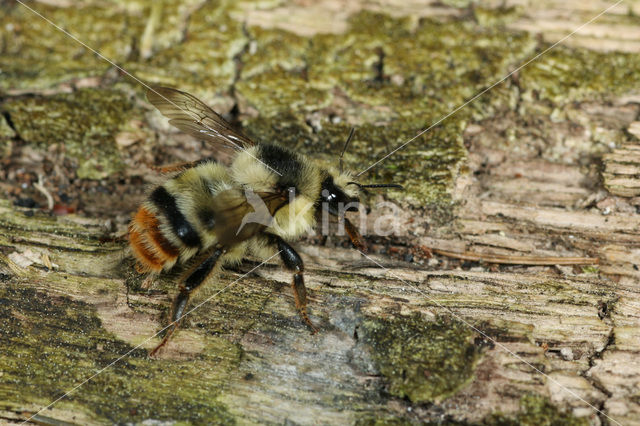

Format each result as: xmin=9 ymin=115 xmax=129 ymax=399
xmin=231 ymin=144 xmax=321 ymax=199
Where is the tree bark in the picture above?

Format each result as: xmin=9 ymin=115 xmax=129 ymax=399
xmin=1 ymin=1 xmax=639 ymax=425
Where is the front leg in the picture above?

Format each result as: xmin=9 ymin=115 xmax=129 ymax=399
xmin=267 ymin=234 xmax=318 ymax=333
xmin=343 ymin=217 xmax=367 ymax=252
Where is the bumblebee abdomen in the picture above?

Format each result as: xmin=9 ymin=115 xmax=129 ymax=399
xmin=129 ymin=206 xmax=180 ymax=272
xmin=149 ymin=186 xmax=202 ymax=247
xmin=129 ymin=162 xmax=233 ymax=272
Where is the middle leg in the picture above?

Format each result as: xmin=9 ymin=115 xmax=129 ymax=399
xmin=267 ymin=234 xmax=318 ymax=333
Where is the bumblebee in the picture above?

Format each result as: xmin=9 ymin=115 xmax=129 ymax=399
xmin=129 ymin=87 xmax=399 ymax=354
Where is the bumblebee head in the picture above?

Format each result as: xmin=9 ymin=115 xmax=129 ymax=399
xmin=319 ymin=128 xmax=402 ymax=216
xmin=319 ymin=174 xmax=360 ymax=215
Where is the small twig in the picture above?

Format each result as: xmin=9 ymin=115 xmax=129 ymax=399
xmin=33 ymin=174 xmax=54 ymax=211
xmin=432 ymin=249 xmax=599 ymax=266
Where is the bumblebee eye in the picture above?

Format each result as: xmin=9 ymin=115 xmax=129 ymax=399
xmin=321 ymin=188 xmax=336 ymax=202
xmin=320 ymin=176 xmax=359 ymax=215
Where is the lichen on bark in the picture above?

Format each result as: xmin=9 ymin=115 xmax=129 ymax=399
xmin=1 ymin=0 xmax=639 ymax=424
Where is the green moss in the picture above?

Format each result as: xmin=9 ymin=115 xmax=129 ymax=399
xmin=360 ymin=313 xmax=479 ymax=403
xmin=2 ymin=89 xmax=132 ymax=179
xmin=233 ymin=10 xmax=640 ymax=215
xmin=237 ymin=67 xmax=332 ymax=116
xmin=474 ymin=6 xmax=523 ymax=27
xmin=5 ymin=2 xmax=640 ymax=216
xmin=236 ymin=25 xmax=333 ymax=113
xmin=485 ymin=394 xmax=589 ymax=426
xmin=241 ymin=26 xmax=309 ymax=78
xmin=0 ymin=2 xmax=244 ymax=99
xmin=519 ymin=46 xmax=640 ymax=104
xmin=440 ymin=0 xmax=475 ymax=7
xmin=355 ymin=415 xmax=414 ymax=426
xmin=0 ymin=115 xmax=14 ymax=159
xmin=0 ymin=284 xmax=236 ymax=424
xmin=0 ymin=3 xmax=142 ymax=90
xmin=129 ymin=4 xmax=247 ymax=98
xmin=244 ymin=111 xmax=312 ymax=149
xmin=236 ymin=11 xmax=537 ymax=214
xmin=0 ymin=114 xmax=15 ymax=139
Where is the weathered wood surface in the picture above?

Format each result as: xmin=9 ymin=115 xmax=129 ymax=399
xmin=240 ymin=0 xmax=640 ymax=52
xmin=1 ymin=0 xmax=640 ymax=425
xmin=0 ymin=198 xmax=633 ymax=425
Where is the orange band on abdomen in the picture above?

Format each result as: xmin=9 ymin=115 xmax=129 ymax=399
xmin=135 ymin=207 xmax=180 ymax=259
xmin=129 ymin=226 xmax=164 ymax=272
xmin=129 ymin=207 xmax=180 ymax=272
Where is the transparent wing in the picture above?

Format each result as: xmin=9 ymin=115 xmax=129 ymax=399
xmin=210 ymin=189 xmax=286 ymax=246
xmin=147 ymin=86 xmax=256 ymax=153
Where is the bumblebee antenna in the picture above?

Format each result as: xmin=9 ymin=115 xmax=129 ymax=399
xmin=347 ymin=182 xmax=403 ymax=190
xmin=339 ymin=128 xmax=355 ymax=174
xmin=361 ymin=183 xmax=403 ymax=189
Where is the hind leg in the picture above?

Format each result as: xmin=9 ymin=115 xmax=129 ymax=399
xmin=150 ymin=247 xmax=224 ymax=356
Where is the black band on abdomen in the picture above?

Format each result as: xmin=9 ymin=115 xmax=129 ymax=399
xmin=150 ymin=186 xmax=201 ymax=247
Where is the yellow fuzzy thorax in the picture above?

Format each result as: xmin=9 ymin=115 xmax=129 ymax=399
xmin=229 ymin=146 xmax=323 ymax=240
xmin=230 ymin=148 xmax=365 ymax=239
xmin=230 ymin=147 xmax=278 ymax=192
xmin=269 ymin=195 xmax=317 ymax=239
xmin=230 ymin=147 xmax=323 ymax=199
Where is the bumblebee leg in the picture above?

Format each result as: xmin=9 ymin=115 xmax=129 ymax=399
xmin=151 ymin=158 xmax=213 ymax=174
xmin=151 ymin=161 xmax=199 ymax=174
xmin=268 ymin=235 xmax=319 ymax=333
xmin=343 ymin=217 xmax=367 ymax=252
xmin=150 ymin=247 xmax=224 ymax=356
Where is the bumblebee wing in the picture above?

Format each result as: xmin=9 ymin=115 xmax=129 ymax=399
xmin=211 ymin=189 xmax=285 ymax=247
xmin=147 ymin=86 xmax=256 ymax=155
